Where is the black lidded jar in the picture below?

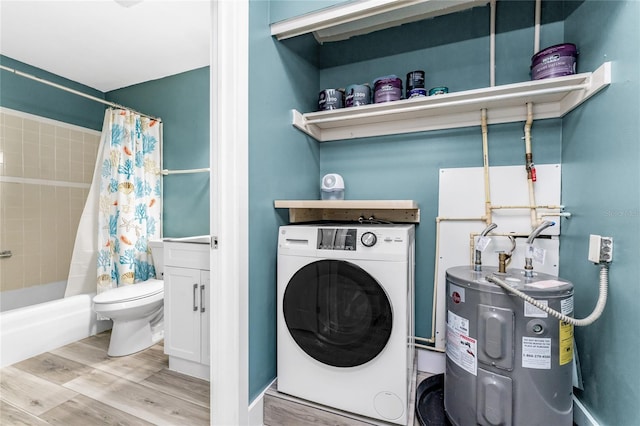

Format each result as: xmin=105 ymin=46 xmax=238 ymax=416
xmin=406 ymin=70 xmax=425 ymax=98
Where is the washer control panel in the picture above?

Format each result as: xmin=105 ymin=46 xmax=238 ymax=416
xmin=317 ymin=228 xmax=357 ymax=250
xmin=316 ymin=227 xmax=407 ymax=250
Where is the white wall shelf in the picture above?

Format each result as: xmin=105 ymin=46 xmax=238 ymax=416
xmin=292 ymin=62 xmax=611 ymax=142
xmin=271 ymin=0 xmax=488 ymax=43
xmin=274 ymin=199 xmax=420 ymax=223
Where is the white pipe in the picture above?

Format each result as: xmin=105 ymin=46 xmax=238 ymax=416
xmin=428 ymin=218 xmax=443 ymax=346
xmin=527 ymin=182 xmax=537 ymax=228
xmin=435 ymin=216 xmax=486 ymax=222
xmin=486 ymin=264 xmax=609 ymax=327
xmin=481 ymin=109 xmax=492 ymax=225
xmin=524 ymin=102 xmax=538 ymax=228
xmin=305 ymin=84 xmax=589 ymax=125
xmin=490 ymin=0 xmax=496 ymax=87
xmin=524 ymin=102 xmax=534 ymax=161
xmin=414 ymin=336 xmax=434 ymax=344
xmin=427 ymin=215 xmax=488 ymax=347
xmin=415 ymin=342 xmax=445 ymax=353
xmin=491 ymin=204 xmax=563 ymax=210
xmin=540 ymin=212 xmax=572 ymax=219
xmin=534 ymin=0 xmax=541 ymax=54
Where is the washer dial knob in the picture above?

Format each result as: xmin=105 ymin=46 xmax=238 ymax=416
xmin=361 ymin=232 xmax=377 ymax=247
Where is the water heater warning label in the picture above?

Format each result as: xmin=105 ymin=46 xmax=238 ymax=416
xmin=446 ymin=311 xmax=477 ymax=376
xmin=522 ymin=337 xmax=551 ymax=369
xmin=559 ymin=321 xmax=574 ymax=365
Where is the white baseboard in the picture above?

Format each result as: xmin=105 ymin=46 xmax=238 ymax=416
xmin=573 ymin=395 xmax=599 ymax=426
xmin=417 ymin=347 xmax=445 ymax=374
xmin=167 ymin=357 xmax=209 ymax=381
xmin=248 ymin=378 xmax=276 ymax=426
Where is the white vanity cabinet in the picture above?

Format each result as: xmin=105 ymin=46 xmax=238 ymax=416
xmin=163 ymin=240 xmax=210 ymax=381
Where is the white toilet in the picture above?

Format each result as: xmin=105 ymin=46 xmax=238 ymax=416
xmin=93 ymin=240 xmax=165 ymax=357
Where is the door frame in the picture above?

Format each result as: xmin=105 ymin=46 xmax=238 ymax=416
xmin=210 ymin=0 xmax=249 ymax=424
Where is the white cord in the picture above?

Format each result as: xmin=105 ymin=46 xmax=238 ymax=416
xmin=486 ymin=264 xmax=609 ymax=326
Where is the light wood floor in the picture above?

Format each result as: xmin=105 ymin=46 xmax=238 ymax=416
xmin=0 ymin=331 xmax=210 ymax=425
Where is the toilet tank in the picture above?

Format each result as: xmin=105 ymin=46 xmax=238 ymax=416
xmin=148 ymin=240 xmax=164 ymax=278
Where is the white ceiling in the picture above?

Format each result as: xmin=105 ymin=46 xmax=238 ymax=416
xmin=0 ymin=0 xmax=211 ymax=92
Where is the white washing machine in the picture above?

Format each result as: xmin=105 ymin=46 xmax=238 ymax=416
xmin=277 ymin=224 xmax=415 ymax=425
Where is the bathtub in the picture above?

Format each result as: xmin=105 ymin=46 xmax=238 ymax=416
xmin=0 ymin=293 xmax=111 ymax=368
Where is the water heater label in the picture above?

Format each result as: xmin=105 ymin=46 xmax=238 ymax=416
xmin=561 ymin=297 xmax=574 ymax=315
xmin=522 ymin=337 xmax=551 ymax=369
xmin=525 ymin=300 xmax=548 ymax=318
xmin=532 ymin=246 xmax=546 ymax=264
xmin=476 ymin=236 xmax=491 ymax=252
xmin=559 ymin=321 xmax=574 ymax=365
xmin=446 ymin=311 xmax=477 ymax=376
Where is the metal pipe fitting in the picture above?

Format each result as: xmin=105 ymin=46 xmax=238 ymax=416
xmin=474 ymin=223 xmax=498 ymax=271
xmin=524 ymin=220 xmax=555 ymax=277
xmin=498 ymin=252 xmax=509 ymax=273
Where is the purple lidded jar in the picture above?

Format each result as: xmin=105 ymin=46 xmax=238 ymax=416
xmin=373 ymin=75 xmax=403 ymax=103
xmin=531 ymin=43 xmax=578 ymax=80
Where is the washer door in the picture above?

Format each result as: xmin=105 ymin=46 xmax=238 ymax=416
xmin=283 ymin=259 xmax=393 ymax=368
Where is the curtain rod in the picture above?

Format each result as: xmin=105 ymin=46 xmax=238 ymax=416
xmin=0 ymin=64 xmax=162 ymax=122
xmin=161 ymin=167 xmax=210 ymax=176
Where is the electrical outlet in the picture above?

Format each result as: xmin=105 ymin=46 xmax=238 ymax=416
xmin=588 ymin=235 xmax=614 ymax=263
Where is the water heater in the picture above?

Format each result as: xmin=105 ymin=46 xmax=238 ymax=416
xmin=444 ymin=266 xmax=574 ymax=426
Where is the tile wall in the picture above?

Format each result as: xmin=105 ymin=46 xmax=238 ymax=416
xmin=0 ymin=109 xmax=100 ymax=295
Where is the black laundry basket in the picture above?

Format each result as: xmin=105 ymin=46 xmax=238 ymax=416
xmin=415 ymin=374 xmax=452 ymax=426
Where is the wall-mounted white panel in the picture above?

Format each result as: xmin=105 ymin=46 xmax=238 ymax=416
xmin=438 ymin=164 xmax=562 ymax=235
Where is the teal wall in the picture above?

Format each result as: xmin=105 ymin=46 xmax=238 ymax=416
xmin=248 ymin=0 xmax=321 ymax=401
xmin=107 ymin=68 xmax=210 ymax=238
xmin=0 ymin=56 xmax=105 ymax=130
xmin=560 ymin=1 xmax=640 ymax=425
xmin=318 ymin=1 xmax=564 ymax=339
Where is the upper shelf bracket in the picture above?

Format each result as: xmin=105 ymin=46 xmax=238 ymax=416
xmin=270 ymin=0 xmax=489 ymax=43
xmin=292 ymin=62 xmax=611 ymax=142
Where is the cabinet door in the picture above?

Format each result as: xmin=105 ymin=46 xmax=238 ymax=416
xmin=200 ymin=270 xmax=210 ymax=365
xmin=164 ymin=266 xmax=202 ymax=363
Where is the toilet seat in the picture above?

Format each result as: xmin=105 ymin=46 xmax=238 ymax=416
xmin=94 ymin=279 xmax=164 ymax=304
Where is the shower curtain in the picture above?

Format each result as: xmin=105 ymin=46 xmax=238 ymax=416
xmin=65 ymin=109 xmax=161 ymax=297
xmin=96 ymin=109 xmax=161 ymax=293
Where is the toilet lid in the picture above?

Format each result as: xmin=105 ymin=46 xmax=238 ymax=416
xmin=94 ymin=279 xmax=164 ymax=304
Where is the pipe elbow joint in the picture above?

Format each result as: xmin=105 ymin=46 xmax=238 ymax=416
xmin=480 ymin=222 xmax=498 ymax=237
xmin=526 ymin=220 xmax=555 ymax=244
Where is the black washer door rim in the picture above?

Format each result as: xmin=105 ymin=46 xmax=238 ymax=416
xmin=283 ymin=259 xmax=393 ymax=368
